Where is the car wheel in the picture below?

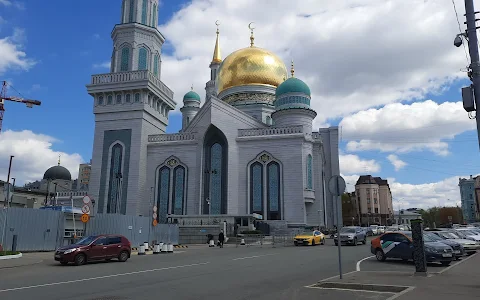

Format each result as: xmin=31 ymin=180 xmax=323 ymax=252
xmin=60 ymin=261 xmax=68 ymax=265
xmin=74 ymin=254 xmax=86 ymax=266
xmin=362 ymin=237 xmax=367 ymax=245
xmin=311 ymin=240 xmax=316 ymax=246
xmin=334 ymin=241 xmax=338 ymax=246
xmin=321 ymin=238 xmax=325 ymax=245
xmin=441 ymin=261 xmax=451 ymax=266
xmin=118 ymin=251 xmax=129 ymax=262
xmin=375 ymin=249 xmax=386 ymax=262
xmin=353 ymin=238 xmax=357 ymax=246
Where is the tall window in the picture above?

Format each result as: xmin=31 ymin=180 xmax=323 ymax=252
xmin=138 ymin=48 xmax=147 ymax=70
xmin=250 ymin=162 xmax=263 ymax=215
xmin=141 ymin=0 xmax=147 ymax=24
xmin=121 ymin=0 xmax=126 ymax=23
xmin=172 ymin=166 xmax=186 ymax=215
xmin=151 ymin=4 xmax=157 ymax=27
xmin=306 ymin=154 xmax=313 ymax=189
xmin=107 ymin=143 xmax=123 ymax=214
xmin=156 ymin=159 xmax=187 ymax=222
xmin=120 ymin=47 xmax=129 ymax=71
xmin=210 ymin=143 xmax=223 ymax=214
xmin=153 ymin=55 xmax=159 ymax=77
xmin=267 ymin=162 xmax=281 ymax=220
xmin=129 ymin=0 xmax=135 ymax=22
xmin=157 ymin=167 xmax=170 ymax=223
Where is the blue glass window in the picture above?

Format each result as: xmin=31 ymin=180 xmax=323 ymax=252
xmin=107 ymin=143 xmax=123 ymax=214
xmin=129 ymin=0 xmax=135 ymax=22
xmin=98 ymin=96 xmax=104 ymax=105
xmin=107 ymin=95 xmax=113 ymax=105
xmin=141 ymin=0 xmax=147 ymax=24
xmin=120 ymin=47 xmax=129 ymax=71
xmin=138 ymin=48 xmax=147 ymax=70
xmin=210 ymin=143 xmax=222 ymax=214
xmin=134 ymin=93 xmax=140 ymax=102
xmin=116 ymin=94 xmax=122 ymax=104
xmin=152 ymin=4 xmax=157 ymax=27
xmin=250 ymin=162 xmax=263 ymax=214
xmin=307 ymin=154 xmax=313 ymax=189
xmin=267 ymin=162 xmax=280 ymax=219
xmin=125 ymin=94 xmax=131 ymax=103
xmin=153 ymin=55 xmax=159 ymax=77
xmin=173 ymin=166 xmax=185 ymax=215
xmin=157 ymin=167 xmax=170 ymax=223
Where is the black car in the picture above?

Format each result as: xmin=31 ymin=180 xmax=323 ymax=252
xmin=423 ymin=232 xmax=465 ymax=260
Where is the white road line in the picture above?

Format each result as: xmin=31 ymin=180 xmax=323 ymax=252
xmin=0 ymin=262 xmax=210 ymax=293
xmin=305 ymin=286 xmax=396 ymax=294
xmin=232 ymin=253 xmax=278 ymax=261
xmin=436 ymin=252 xmax=477 ymax=274
xmin=356 ymin=255 xmax=375 ymax=271
xmin=385 ymin=286 xmax=416 ymax=300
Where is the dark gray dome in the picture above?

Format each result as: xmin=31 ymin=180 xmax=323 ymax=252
xmin=43 ymin=165 xmax=72 ymax=181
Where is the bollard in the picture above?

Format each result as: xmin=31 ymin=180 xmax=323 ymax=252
xmin=11 ymin=235 xmax=17 ymax=252
xmin=411 ymin=219 xmax=427 ymax=276
xmin=144 ymin=242 xmax=149 ymax=251
xmin=167 ymin=243 xmax=174 ymax=253
xmin=240 ymin=238 xmax=245 ymax=245
xmin=138 ymin=244 xmax=146 ymax=255
xmin=153 ymin=243 xmax=161 ymax=254
xmin=209 ymin=239 xmax=215 ymax=247
xmin=161 ymin=243 xmax=168 ymax=253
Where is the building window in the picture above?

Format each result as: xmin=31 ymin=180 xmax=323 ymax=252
xmin=374 ymin=198 xmax=377 ymax=204
xmin=186 ymin=117 xmax=190 ymax=125
xmin=121 ymin=0 xmax=126 ymax=23
xmin=120 ymin=47 xmax=129 ymax=71
xmin=306 ymin=154 xmax=313 ymax=189
xmin=157 ymin=167 xmax=170 ymax=223
xmin=116 ymin=94 xmax=122 ymax=104
xmin=151 ymin=3 xmax=157 ymax=27
xmin=125 ymin=94 xmax=131 ymax=103
xmin=98 ymin=96 xmax=104 ymax=105
xmin=210 ymin=143 xmax=223 ymax=214
xmin=134 ymin=93 xmax=140 ymax=103
xmin=138 ymin=48 xmax=148 ymax=70
xmin=375 ymin=208 xmax=379 ymax=213
xmin=154 ymin=55 xmax=159 ymax=77
xmin=129 ymin=0 xmax=135 ymax=22
xmin=250 ymin=162 xmax=263 ymax=215
xmin=107 ymin=143 xmax=123 ymax=214
xmin=367 ymin=199 xmax=371 ymax=204
xmin=267 ymin=161 xmax=281 ymax=220
xmin=141 ymin=0 xmax=147 ymax=24
xmin=107 ymin=95 xmax=113 ymax=105
xmin=172 ymin=166 xmax=185 ymax=215
xmin=368 ymin=207 xmax=372 ymax=213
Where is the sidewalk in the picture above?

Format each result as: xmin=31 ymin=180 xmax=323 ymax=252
xmin=0 ymin=252 xmax=50 ymax=269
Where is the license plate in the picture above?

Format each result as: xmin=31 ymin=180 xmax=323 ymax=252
xmin=454 ymin=250 xmax=460 ymax=254
xmin=442 ymin=253 xmax=452 ymax=257
xmin=55 ymin=254 xmax=60 ymax=258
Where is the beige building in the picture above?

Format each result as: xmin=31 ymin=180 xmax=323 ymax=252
xmin=78 ymin=161 xmax=91 ymax=189
xmin=0 ymin=180 xmax=46 ymax=209
xmin=355 ymin=175 xmax=394 ymax=226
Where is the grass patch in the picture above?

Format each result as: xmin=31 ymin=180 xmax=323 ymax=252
xmin=0 ymin=251 xmax=20 ymax=256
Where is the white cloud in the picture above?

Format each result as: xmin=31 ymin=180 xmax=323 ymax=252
xmin=387 ymin=154 xmax=407 ymax=171
xmin=0 ymin=0 xmax=24 ymax=10
xmin=340 ymin=154 xmax=380 ymax=175
xmin=0 ymin=130 xmax=84 ymax=185
xmin=0 ymin=28 xmax=35 ymax=75
xmin=340 ymin=100 xmax=476 ymax=155
xmin=158 ymin=0 xmax=467 ymax=121
xmin=93 ymin=61 xmax=111 ymax=69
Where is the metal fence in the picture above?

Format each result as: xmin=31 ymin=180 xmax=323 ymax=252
xmin=85 ymin=214 xmax=179 ymax=247
xmin=0 ymin=208 xmax=65 ymax=251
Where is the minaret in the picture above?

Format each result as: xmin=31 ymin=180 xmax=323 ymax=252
xmin=205 ymin=21 xmax=222 ymax=102
xmin=180 ymin=86 xmax=201 ymax=130
xmin=86 ymin=0 xmax=175 ymax=216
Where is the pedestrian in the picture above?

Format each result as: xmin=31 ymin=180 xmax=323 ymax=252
xmin=218 ymin=230 xmax=225 ymax=248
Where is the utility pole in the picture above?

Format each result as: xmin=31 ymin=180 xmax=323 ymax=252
xmin=459 ymin=0 xmax=480 ymax=149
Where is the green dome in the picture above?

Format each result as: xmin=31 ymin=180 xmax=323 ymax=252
xmin=183 ymin=90 xmax=201 ymax=102
xmin=275 ymin=77 xmax=311 ymax=97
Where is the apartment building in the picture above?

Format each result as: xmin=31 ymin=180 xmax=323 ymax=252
xmin=459 ymin=175 xmax=478 ymax=223
xmin=355 ymin=175 xmax=394 ymax=226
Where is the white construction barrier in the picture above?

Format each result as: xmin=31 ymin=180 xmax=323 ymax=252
xmin=209 ymin=240 xmax=215 ymax=247
xmin=138 ymin=244 xmax=146 ymax=255
xmin=240 ymin=238 xmax=246 ymax=245
xmin=153 ymin=244 xmax=161 ymax=254
xmin=167 ymin=243 xmax=174 ymax=253
xmin=143 ymin=242 xmax=149 ymax=250
xmin=161 ymin=243 xmax=168 ymax=253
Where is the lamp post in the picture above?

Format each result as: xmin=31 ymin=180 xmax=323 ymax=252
xmin=206 ymin=197 xmax=211 ymax=224
xmin=10 ymin=177 xmax=15 ymax=207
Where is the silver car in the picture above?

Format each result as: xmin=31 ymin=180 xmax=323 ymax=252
xmin=334 ymin=226 xmax=367 ymax=246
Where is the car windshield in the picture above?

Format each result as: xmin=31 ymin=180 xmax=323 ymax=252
xmin=458 ymin=230 xmax=476 ymax=236
xmin=423 ymin=233 xmax=437 ymax=242
xmin=340 ymin=228 xmax=356 ymax=233
xmin=445 ymin=232 xmax=460 ymax=239
xmin=300 ymin=231 xmax=314 ymax=236
xmin=76 ymin=235 xmax=97 ymax=245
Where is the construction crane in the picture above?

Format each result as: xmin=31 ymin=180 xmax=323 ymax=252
xmin=0 ymin=80 xmax=41 ymax=133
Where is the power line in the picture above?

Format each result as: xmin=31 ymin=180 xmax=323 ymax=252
xmin=452 ymin=0 xmax=470 ymax=65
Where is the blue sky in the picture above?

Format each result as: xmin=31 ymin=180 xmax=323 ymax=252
xmin=0 ymin=0 xmax=479 ymax=208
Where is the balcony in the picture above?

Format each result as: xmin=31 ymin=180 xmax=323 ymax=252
xmin=238 ymin=125 xmax=304 ymax=138
xmin=89 ymin=70 xmax=174 ymax=100
xmin=148 ymin=132 xmax=196 ymax=143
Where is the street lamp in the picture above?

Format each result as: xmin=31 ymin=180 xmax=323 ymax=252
xmin=206 ymin=197 xmax=211 ymax=224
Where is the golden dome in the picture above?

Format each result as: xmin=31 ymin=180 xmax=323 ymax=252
xmin=216 ymin=46 xmax=288 ymax=95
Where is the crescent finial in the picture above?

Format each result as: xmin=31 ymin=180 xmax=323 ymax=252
xmin=248 ymin=22 xmax=255 ymax=31
xmin=248 ymin=22 xmax=256 ymax=47
xmin=215 ymin=20 xmax=220 ymax=27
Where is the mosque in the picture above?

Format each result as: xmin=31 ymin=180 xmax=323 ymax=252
xmin=86 ymin=0 xmax=340 ymax=228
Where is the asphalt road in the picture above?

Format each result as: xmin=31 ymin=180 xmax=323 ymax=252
xmin=0 ymin=239 xmax=375 ymax=300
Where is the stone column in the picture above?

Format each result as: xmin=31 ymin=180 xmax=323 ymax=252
xmin=411 ymin=219 xmax=427 ymax=276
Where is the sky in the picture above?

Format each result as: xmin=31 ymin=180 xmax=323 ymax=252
xmin=0 ymin=0 xmax=479 ymax=210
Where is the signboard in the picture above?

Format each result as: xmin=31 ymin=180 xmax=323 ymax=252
xmin=328 ymin=175 xmax=346 ymax=196
xmin=152 ymin=219 xmax=158 ymax=226
xmin=153 ymin=205 xmax=157 ymax=212
xmin=152 ymin=212 xmax=157 ymax=219
xmin=81 ymin=214 xmax=90 ymax=223
xmin=82 ymin=195 xmax=91 ymax=204
xmin=81 ymin=205 xmax=90 ymax=214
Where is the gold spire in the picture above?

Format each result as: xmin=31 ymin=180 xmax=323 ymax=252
xmin=58 ymin=154 xmax=61 ymax=166
xmin=248 ymin=22 xmax=256 ymax=47
xmin=290 ymin=59 xmax=295 ymax=77
xmin=211 ymin=20 xmax=222 ymax=64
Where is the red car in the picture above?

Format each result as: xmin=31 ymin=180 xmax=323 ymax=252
xmin=54 ymin=235 xmax=131 ymax=266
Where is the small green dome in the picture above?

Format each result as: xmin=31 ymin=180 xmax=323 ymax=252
xmin=183 ymin=90 xmax=201 ymax=102
xmin=275 ymin=77 xmax=311 ymax=97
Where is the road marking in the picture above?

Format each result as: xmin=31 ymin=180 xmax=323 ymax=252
xmin=385 ymin=286 xmax=415 ymax=300
xmin=317 ymin=270 xmax=358 ymax=282
xmin=0 ymin=262 xmax=210 ymax=293
xmin=305 ymin=285 xmax=396 ymax=294
xmin=436 ymin=252 xmax=477 ymax=274
xmin=356 ymin=255 xmax=375 ymax=271
xmin=232 ymin=253 xmax=278 ymax=261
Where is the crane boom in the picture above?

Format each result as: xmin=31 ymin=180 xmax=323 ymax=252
xmin=0 ymin=81 xmax=41 ymax=132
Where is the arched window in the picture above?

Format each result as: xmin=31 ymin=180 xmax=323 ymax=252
xmin=141 ymin=0 xmax=147 ymax=24
xmin=172 ymin=166 xmax=186 ymax=215
xmin=116 ymin=94 xmax=122 ymax=104
xmin=121 ymin=0 xmax=126 ymax=23
xmin=107 ymin=95 xmax=113 ymax=105
xmin=266 ymin=116 xmax=272 ymax=125
xmin=210 ymin=143 xmax=223 ymax=214
xmin=151 ymin=4 xmax=157 ymax=27
xmin=153 ymin=54 xmax=159 ymax=77
xmin=125 ymin=94 xmax=131 ymax=103
xmin=157 ymin=167 xmax=170 ymax=223
xmin=129 ymin=0 xmax=135 ymax=22
xmin=98 ymin=96 xmax=104 ymax=105
xmin=306 ymin=154 xmax=313 ymax=189
xmin=107 ymin=143 xmax=124 ymax=214
xmin=138 ymin=48 xmax=147 ymax=70
xmin=134 ymin=93 xmax=140 ymax=103
xmin=267 ymin=161 xmax=281 ymax=220
xmin=186 ymin=117 xmax=190 ymax=125
xmin=250 ymin=162 xmax=263 ymax=214
xmin=120 ymin=47 xmax=129 ymax=71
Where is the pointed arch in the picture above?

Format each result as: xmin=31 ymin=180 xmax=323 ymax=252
xmin=203 ymin=125 xmax=228 ymax=215
xmin=106 ymin=141 xmax=126 ymax=214
xmin=151 ymin=3 xmax=157 ymax=27
xmin=153 ymin=54 xmax=160 ymax=77
xmin=120 ymin=46 xmax=130 ymax=71
xmin=138 ymin=47 xmax=148 ymax=70
xmin=306 ymin=154 xmax=313 ymax=189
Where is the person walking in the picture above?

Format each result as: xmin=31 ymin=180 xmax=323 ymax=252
xmin=218 ymin=230 xmax=225 ymax=248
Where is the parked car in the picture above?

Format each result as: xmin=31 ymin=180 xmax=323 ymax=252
xmin=423 ymin=232 xmax=465 ymax=260
xmin=370 ymin=225 xmax=379 ymax=235
xmin=370 ymin=231 xmax=454 ymax=266
xmin=452 ymin=229 xmax=480 ymax=242
xmin=294 ymin=230 xmax=326 ymax=246
xmin=377 ymin=226 xmax=386 ymax=234
xmin=428 ymin=231 xmax=479 ymax=255
xmin=334 ymin=226 xmax=367 ymax=246
xmin=54 ymin=235 xmax=131 ymax=266
xmin=363 ymin=227 xmax=374 ymax=236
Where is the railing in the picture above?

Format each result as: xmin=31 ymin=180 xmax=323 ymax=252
xmin=148 ymin=132 xmax=196 ymax=143
xmin=238 ymin=125 xmax=304 ymax=137
xmin=90 ymin=70 xmax=174 ymax=99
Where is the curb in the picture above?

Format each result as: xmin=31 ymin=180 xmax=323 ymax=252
xmin=0 ymin=253 xmax=23 ymax=260
xmin=174 ymin=245 xmax=188 ymax=248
